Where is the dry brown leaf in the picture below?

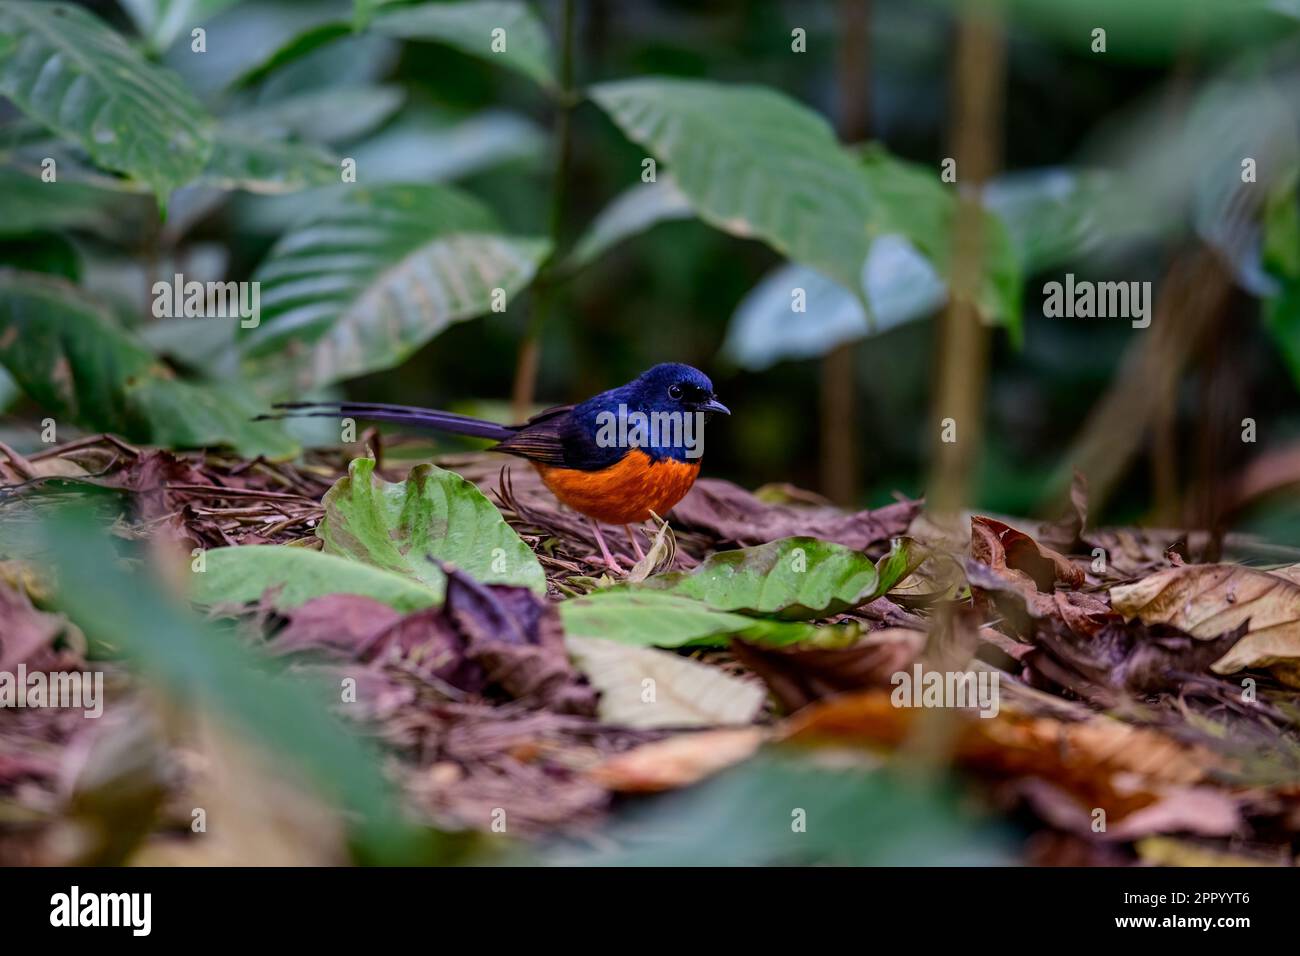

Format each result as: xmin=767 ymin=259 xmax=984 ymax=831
xmin=731 ymin=628 xmax=926 ymax=713
xmin=566 ymin=636 xmax=766 ymax=728
xmin=588 ymin=727 xmax=765 ymax=792
xmin=781 ymin=690 xmax=1226 ymax=823
xmin=1135 ymin=836 xmax=1290 ymax=867
xmin=971 ymin=516 xmax=1085 ymax=592
xmin=0 ymin=580 xmax=68 ymax=671
xmin=671 ymin=477 xmax=919 ymax=553
xmin=1110 ymin=564 xmax=1300 ymax=680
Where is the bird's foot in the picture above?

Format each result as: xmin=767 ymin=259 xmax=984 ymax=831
xmin=589 ymin=519 xmax=625 ymax=573
xmin=624 ymin=524 xmax=646 ymax=561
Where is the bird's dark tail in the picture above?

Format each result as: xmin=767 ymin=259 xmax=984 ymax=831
xmin=255 ymin=401 xmax=517 ymax=442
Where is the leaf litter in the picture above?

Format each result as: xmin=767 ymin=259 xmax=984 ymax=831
xmin=3 ymin=437 xmax=1300 ymax=864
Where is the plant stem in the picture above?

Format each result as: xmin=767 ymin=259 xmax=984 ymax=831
xmin=926 ymin=4 xmax=1006 ymax=524
xmin=512 ymin=0 xmax=576 ymax=420
xmin=821 ymin=0 xmax=871 ymax=506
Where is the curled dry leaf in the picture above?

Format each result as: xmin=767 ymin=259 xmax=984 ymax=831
xmin=1110 ymin=564 xmax=1299 ymax=682
xmin=971 ymin=516 xmax=1085 ymax=592
xmin=731 ymin=628 xmax=926 ymax=714
xmin=588 ymin=727 xmax=766 ymax=792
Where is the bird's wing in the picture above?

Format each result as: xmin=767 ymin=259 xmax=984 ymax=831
xmin=491 ymin=404 xmax=579 ymax=465
xmin=493 ymin=403 xmax=623 ymax=470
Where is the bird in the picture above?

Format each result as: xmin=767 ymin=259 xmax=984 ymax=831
xmin=261 ymin=363 xmax=729 ymax=572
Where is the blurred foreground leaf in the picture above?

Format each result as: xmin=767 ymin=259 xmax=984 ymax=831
xmin=536 ymin=748 xmax=1011 ymax=865
xmin=39 ymin=505 xmax=448 ymax=863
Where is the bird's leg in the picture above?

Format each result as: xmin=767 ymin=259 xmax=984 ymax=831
xmin=589 ymin=518 xmax=623 ymax=572
xmin=624 ymin=524 xmax=646 ymax=561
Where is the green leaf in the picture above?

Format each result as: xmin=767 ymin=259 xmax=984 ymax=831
xmin=722 ymin=251 xmax=945 ymax=371
xmin=200 ymin=122 xmax=341 ymax=194
xmin=983 ymin=168 xmax=1129 ymax=275
xmin=228 ymin=85 xmax=406 ymax=145
xmin=557 ymin=590 xmax=836 ymax=648
xmin=1265 ymin=281 xmax=1300 ymax=388
xmin=1262 ymin=167 xmax=1300 ymax=388
xmin=0 ymin=167 xmax=124 ymax=237
xmin=859 ymin=145 xmax=1022 ymax=342
xmin=228 ymin=21 xmax=355 ymax=91
xmin=566 ymin=635 xmax=766 ymax=728
xmin=0 ymin=1 xmax=214 ymax=197
xmin=372 ymin=1 xmax=555 ymax=89
xmin=193 ymin=544 xmax=440 ymax=612
xmin=240 ymin=183 xmax=549 ymax=389
xmin=591 ymin=80 xmax=1020 ymax=336
xmin=1263 ymin=165 xmax=1300 ymax=282
xmin=639 ymin=537 xmax=920 ymax=620
xmin=0 ymin=270 xmax=296 ymax=457
xmin=563 ymin=176 xmax=695 ymax=274
xmin=590 ymin=78 xmax=870 ymax=296
xmin=317 ymin=457 xmax=546 ymax=599
xmin=538 ymin=750 xmax=1011 ymax=866
xmin=39 ymin=505 xmax=443 ymax=864
xmin=118 ymin=0 xmax=242 ymax=53
xmin=559 ymin=591 xmax=760 ymax=647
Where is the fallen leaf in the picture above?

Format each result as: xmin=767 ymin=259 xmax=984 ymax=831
xmin=1110 ymin=564 xmax=1300 ymax=680
xmin=971 ymin=516 xmax=1084 ymax=592
xmin=671 ymin=477 xmax=919 ymax=553
xmin=589 ymin=727 xmax=766 ymax=792
xmin=782 ymin=690 xmax=1226 ymax=824
xmin=566 ymin=635 xmax=766 ymax=728
xmin=1135 ymin=836 xmax=1289 ymax=867
xmin=731 ymin=628 xmax=926 ymax=713
xmin=636 ymin=536 xmax=922 ymax=620
xmin=271 ymin=571 xmax=597 ymax=715
xmin=317 ymin=457 xmax=546 ymax=598
xmin=0 ymin=579 xmax=68 ymax=670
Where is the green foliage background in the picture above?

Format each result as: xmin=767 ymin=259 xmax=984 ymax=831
xmin=1 ymin=0 xmax=1299 ymax=526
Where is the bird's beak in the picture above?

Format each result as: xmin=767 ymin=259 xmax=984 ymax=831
xmin=700 ymin=398 xmax=730 ymax=416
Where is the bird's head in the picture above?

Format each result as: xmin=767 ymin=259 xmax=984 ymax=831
xmin=629 ymin=363 xmax=730 ymax=418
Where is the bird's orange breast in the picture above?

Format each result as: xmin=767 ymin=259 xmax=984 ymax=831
xmin=533 ymin=451 xmax=701 ymax=524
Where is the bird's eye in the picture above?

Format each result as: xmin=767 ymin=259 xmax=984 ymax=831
xmin=668 ymin=384 xmax=683 ymax=399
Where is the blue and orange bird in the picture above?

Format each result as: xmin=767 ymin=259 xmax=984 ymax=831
xmin=267 ymin=363 xmax=729 ymax=571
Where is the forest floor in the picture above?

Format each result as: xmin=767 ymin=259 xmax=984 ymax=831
xmin=2 ymin=433 xmax=1300 ymax=865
